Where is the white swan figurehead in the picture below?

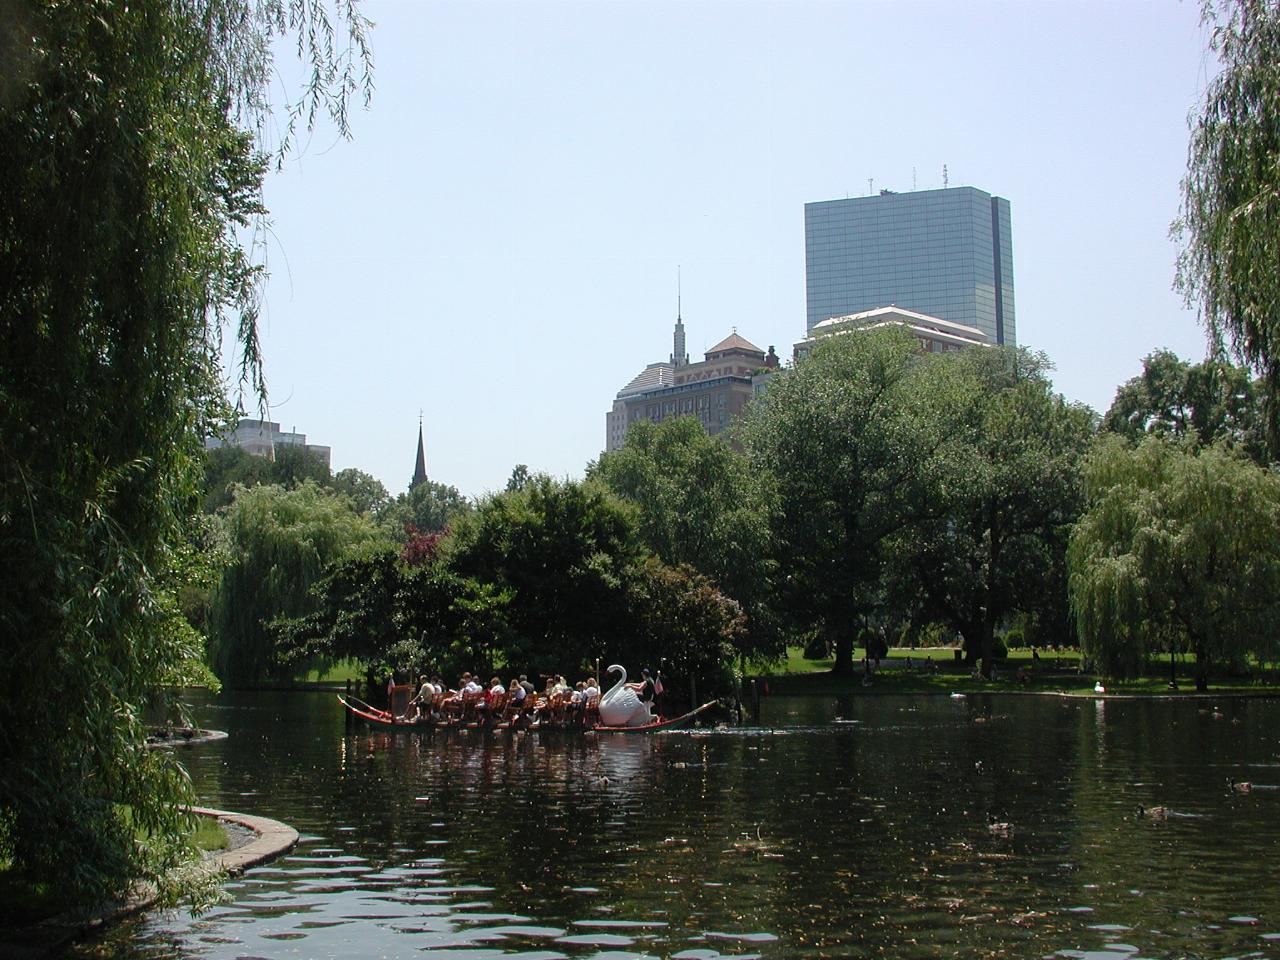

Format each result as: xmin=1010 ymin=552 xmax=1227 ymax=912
xmin=598 ymin=664 xmax=652 ymax=727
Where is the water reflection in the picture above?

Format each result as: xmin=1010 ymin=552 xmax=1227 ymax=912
xmin=69 ymin=691 xmax=1280 ymax=959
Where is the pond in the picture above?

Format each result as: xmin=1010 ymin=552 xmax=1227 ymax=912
xmin=72 ymin=690 xmax=1280 ymax=959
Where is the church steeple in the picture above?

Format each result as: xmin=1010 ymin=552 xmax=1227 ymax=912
xmin=670 ymin=266 xmax=688 ymax=368
xmin=411 ymin=413 xmax=427 ymax=490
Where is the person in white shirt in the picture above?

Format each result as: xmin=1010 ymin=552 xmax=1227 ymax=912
xmin=408 ymin=674 xmax=433 ymax=720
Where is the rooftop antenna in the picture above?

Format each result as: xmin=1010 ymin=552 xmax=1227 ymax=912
xmin=867 ymin=177 xmax=874 ymax=196
xmin=678 ymin=265 xmax=682 ymax=319
xmin=943 ymin=164 xmax=949 ymax=189
xmin=912 ymin=166 xmax=917 ymax=191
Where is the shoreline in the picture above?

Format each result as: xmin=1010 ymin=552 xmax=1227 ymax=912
xmin=0 ymin=806 xmax=297 ymax=960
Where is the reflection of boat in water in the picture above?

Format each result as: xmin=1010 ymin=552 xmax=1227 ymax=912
xmin=338 ymin=693 xmax=716 ymax=734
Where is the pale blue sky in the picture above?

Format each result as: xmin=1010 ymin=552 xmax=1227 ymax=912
xmin=249 ymin=0 xmax=1215 ymax=498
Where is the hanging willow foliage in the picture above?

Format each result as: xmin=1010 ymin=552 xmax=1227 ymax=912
xmin=1069 ymin=435 xmax=1280 ymax=681
xmin=0 ymin=1 xmax=370 ymax=909
xmin=1176 ymin=0 xmax=1280 ymax=447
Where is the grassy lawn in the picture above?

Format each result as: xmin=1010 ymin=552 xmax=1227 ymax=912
xmin=193 ymin=814 xmax=228 ymax=853
xmin=764 ymin=646 xmax=1280 ymax=698
xmin=293 ymin=658 xmax=365 ymax=684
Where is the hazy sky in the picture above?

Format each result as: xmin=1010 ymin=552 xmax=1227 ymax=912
xmin=247 ymin=0 xmax=1217 ymax=499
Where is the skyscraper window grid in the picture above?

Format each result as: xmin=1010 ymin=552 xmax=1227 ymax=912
xmin=804 ymin=186 xmax=1015 ymax=346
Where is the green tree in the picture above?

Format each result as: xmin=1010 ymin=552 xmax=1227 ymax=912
xmin=1176 ymin=0 xmax=1280 ymax=446
xmin=279 ymin=548 xmax=515 ymax=688
xmin=203 ymin=445 xmax=281 ymax=512
xmin=271 ymin=445 xmax=332 ymax=489
xmin=738 ymin=328 xmax=951 ymax=675
xmin=592 ymin=417 xmax=780 ymax=662
xmin=333 ymin=467 xmax=391 ymax=517
xmin=382 ymin=479 xmax=471 ymax=540
xmin=619 ymin=558 xmax=745 ymax=702
xmin=890 ymin=348 xmax=1094 ymax=676
xmin=507 ymin=463 xmax=532 ymax=492
xmin=209 ymin=481 xmax=384 ymax=685
xmin=0 ymin=0 xmax=368 ymax=907
xmin=201 ymin=443 xmax=332 ymax=512
xmin=1104 ymin=349 xmax=1268 ymax=462
xmin=1068 ymin=435 xmax=1280 ymax=685
xmin=446 ymin=475 xmax=644 ymax=676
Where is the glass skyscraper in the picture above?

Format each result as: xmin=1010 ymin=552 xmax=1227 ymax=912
xmin=804 ymin=186 xmax=1015 ymax=346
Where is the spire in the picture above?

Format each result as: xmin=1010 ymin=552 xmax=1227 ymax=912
xmin=411 ymin=412 xmax=427 ymax=490
xmin=670 ymin=266 xmax=688 ymax=368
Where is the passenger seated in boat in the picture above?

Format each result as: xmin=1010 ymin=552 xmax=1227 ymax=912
xmin=442 ymin=673 xmax=474 ymax=716
xmin=479 ymin=677 xmax=504 ymax=716
xmin=627 ymin=669 xmax=656 ymax=706
xmin=546 ymin=687 xmax=569 ymax=723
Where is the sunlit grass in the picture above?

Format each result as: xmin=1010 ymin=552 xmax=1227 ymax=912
xmin=766 ymin=645 xmax=1280 ymax=697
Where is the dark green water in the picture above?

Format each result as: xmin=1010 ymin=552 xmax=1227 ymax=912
xmin=73 ymin=691 xmax=1280 ymax=959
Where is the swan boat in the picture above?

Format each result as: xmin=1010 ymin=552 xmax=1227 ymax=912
xmin=338 ymin=665 xmax=717 ymax=734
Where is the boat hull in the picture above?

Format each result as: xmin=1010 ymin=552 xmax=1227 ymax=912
xmin=591 ymin=701 xmax=718 ymax=733
xmin=338 ymin=695 xmax=717 ymax=734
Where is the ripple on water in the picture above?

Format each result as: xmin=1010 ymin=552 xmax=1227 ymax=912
xmin=473 ymin=925 xmax=566 ymax=938
xmin=555 ymin=933 xmax=636 ymax=946
xmin=701 ymin=931 xmax=779 ymax=943
xmin=416 ymin=950 xmax=566 ymax=960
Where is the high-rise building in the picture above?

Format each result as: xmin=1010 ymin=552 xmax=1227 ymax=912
xmin=804 ymin=185 xmax=1016 ymax=346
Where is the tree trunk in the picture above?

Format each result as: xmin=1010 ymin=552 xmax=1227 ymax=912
xmin=978 ymin=617 xmax=995 ymax=679
xmin=1195 ymin=646 xmax=1209 ymax=692
xmin=832 ymin=620 xmax=855 ymax=676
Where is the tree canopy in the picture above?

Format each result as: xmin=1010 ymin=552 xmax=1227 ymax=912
xmin=1176 ymin=0 xmax=1280 ymax=447
xmin=592 ymin=417 xmax=779 ymax=662
xmin=0 ymin=1 xmax=370 ymax=905
xmin=1069 ymin=435 xmax=1280 ymax=684
xmin=209 ymin=481 xmax=384 ymax=685
xmin=1103 ymin=349 xmax=1268 ymax=463
xmin=446 ymin=475 xmax=644 ymax=676
xmin=738 ymin=328 xmax=952 ymax=674
xmin=381 ymin=479 xmax=472 ymax=540
xmin=890 ymin=347 xmax=1094 ymax=675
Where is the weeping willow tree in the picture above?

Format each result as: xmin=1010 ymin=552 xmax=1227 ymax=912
xmin=210 ymin=482 xmax=384 ymax=686
xmin=1068 ymin=435 xmax=1280 ymax=685
xmin=1176 ymin=0 xmax=1280 ymax=448
xmin=0 ymin=1 xmax=370 ymax=909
